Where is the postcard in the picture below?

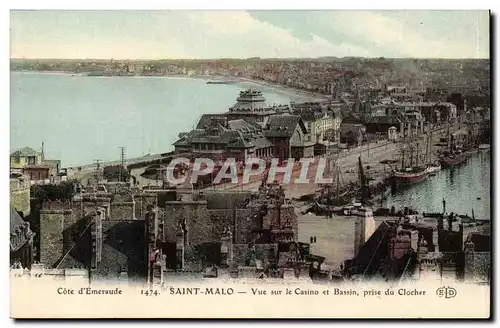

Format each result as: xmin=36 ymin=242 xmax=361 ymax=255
xmin=9 ymin=9 xmax=491 ymax=319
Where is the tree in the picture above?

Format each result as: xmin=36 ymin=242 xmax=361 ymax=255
xmin=31 ymin=180 xmax=77 ymax=201
xmin=103 ymin=165 xmax=130 ymax=182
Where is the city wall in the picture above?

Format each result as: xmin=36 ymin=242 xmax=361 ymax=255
xmin=39 ymin=201 xmax=75 ymax=268
xmin=10 ymin=178 xmax=31 ymax=217
xmin=162 ymin=200 xmax=261 ymax=247
xmin=194 ymin=190 xmax=255 ymax=209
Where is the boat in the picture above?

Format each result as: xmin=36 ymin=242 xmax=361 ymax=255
xmin=437 ymin=119 xmax=468 ymax=168
xmin=439 ymin=151 xmax=466 ymax=168
xmin=392 ymin=166 xmax=428 ymax=185
xmin=87 ymin=72 xmax=106 ymax=76
xmin=425 ymin=162 xmax=441 ymax=175
xmin=206 ymin=80 xmax=235 ymax=84
xmin=390 ymin=128 xmax=429 ymax=185
xmin=392 ymin=138 xmax=428 ymax=185
xmin=423 ymin=125 xmax=441 ymax=176
xmin=464 ymin=147 xmax=479 ymax=156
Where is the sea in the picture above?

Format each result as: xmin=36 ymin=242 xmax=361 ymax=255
xmin=11 ymin=71 xmax=491 ymax=222
xmin=10 ymin=71 xmax=297 ymax=167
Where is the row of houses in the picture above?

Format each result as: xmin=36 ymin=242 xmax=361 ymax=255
xmin=173 ymin=89 xmax=342 ymax=161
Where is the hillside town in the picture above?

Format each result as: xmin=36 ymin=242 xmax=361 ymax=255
xmin=11 ymin=57 xmax=490 ymax=98
xmin=10 ymin=57 xmax=491 ymax=286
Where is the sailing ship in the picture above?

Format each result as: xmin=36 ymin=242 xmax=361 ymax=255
xmin=463 ymin=115 xmax=484 ymax=157
xmin=439 ymin=119 xmax=466 ymax=168
xmin=423 ymin=124 xmax=441 ymax=176
xmin=392 ymin=166 xmax=428 ymax=185
xmin=439 ymin=152 xmax=466 ymax=168
xmin=392 ymin=133 xmax=428 ymax=185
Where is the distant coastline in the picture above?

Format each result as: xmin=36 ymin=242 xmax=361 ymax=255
xmin=10 ymin=70 xmax=327 ymax=102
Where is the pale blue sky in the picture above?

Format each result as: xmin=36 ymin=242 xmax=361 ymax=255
xmin=10 ymin=10 xmax=490 ymax=59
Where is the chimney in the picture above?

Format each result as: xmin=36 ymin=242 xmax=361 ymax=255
xmin=176 ymin=218 xmax=187 ymax=270
xmin=152 ymin=262 xmax=163 ymax=286
xmin=146 ymin=205 xmax=158 ymax=245
xmin=353 ymin=208 xmax=376 ymax=256
xmin=410 ymin=230 xmax=419 ymax=251
xmin=437 ymin=216 xmax=444 ymax=231
xmin=464 ymin=236 xmax=475 ymax=281
xmin=91 ymin=208 xmax=104 ymax=270
xmin=220 ymin=227 xmax=233 ymax=267
xmin=417 ymin=235 xmax=429 ymax=262
xmin=432 ymin=227 xmax=439 ymax=253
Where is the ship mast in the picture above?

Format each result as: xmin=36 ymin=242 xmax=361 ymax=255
xmin=336 ymin=168 xmax=340 ymax=198
xmin=426 ymin=123 xmax=433 ymax=164
xmin=400 ymin=146 xmax=406 ymax=170
xmin=409 ymin=138 xmax=414 ymax=168
xmin=447 ymin=118 xmax=451 ymax=152
xmin=358 ymin=156 xmax=370 ymax=204
xmin=415 ymin=142 xmax=419 ymax=166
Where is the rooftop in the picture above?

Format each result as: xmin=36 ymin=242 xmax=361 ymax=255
xmin=57 ymin=220 xmax=148 ymax=281
xmin=229 ymin=89 xmax=275 ymax=113
xmin=264 ymin=114 xmax=308 ymax=138
xmin=10 ymin=147 xmax=38 ymax=157
xmin=10 ymin=206 xmax=35 ymax=252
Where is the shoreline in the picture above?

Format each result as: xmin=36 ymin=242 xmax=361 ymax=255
xmin=11 ymin=70 xmax=323 ymax=169
xmin=11 ymin=70 xmax=328 ymax=102
xmin=232 ymin=77 xmax=330 ymax=102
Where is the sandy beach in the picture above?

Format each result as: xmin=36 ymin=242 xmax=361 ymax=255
xmin=233 ymin=77 xmax=331 ymax=102
xmin=144 ymin=74 xmax=329 ymax=102
xmin=13 ymin=70 xmax=329 ymax=103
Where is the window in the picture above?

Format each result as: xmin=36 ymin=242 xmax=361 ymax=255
xmin=14 ymin=157 xmax=20 ymax=164
xmin=28 ymin=156 xmax=36 ymax=165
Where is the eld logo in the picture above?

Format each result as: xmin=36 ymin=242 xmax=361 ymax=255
xmin=436 ymin=286 xmax=457 ymax=299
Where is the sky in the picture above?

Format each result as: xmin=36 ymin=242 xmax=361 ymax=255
xmin=10 ymin=10 xmax=490 ymax=59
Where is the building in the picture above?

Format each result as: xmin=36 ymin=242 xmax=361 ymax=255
xmin=174 ymin=90 xmax=294 ymax=160
xmin=364 ymin=116 xmax=402 ymax=135
xmin=10 ymin=206 xmax=35 ymax=269
xmin=174 ymin=94 xmax=316 ymax=161
xmin=263 ymin=114 xmax=314 ymax=159
xmin=399 ymin=112 xmax=426 ymax=139
xmin=340 ymin=114 xmax=366 ymax=146
xmin=37 ymin=185 xmax=156 ymax=283
xmin=195 ymin=114 xmax=227 ymax=130
xmin=291 ymin=102 xmax=341 ymax=144
xmin=225 ymin=89 xmax=276 ymax=123
xmin=10 ymin=146 xmax=43 ymax=169
xmin=162 ymin=183 xmax=311 ymax=279
xmin=10 ymin=146 xmax=61 ymax=182
xmin=173 ymin=118 xmax=274 ymax=161
xmin=388 ymin=126 xmax=399 ymax=142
